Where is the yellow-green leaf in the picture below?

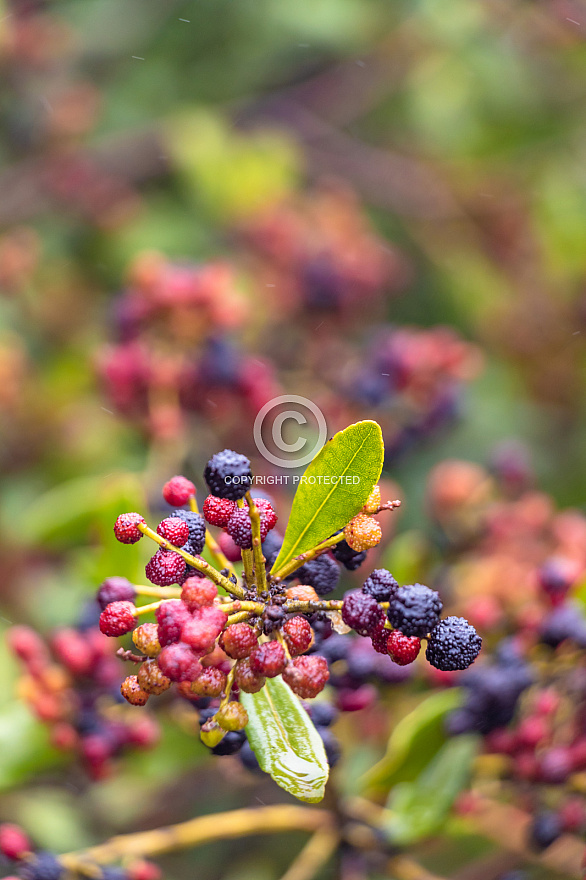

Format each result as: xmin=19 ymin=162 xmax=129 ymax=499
xmin=271 ymin=420 xmax=384 ymax=575
xmin=240 ymin=677 xmax=329 ymax=803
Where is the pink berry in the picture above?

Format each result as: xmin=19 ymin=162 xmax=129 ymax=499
xmin=163 ymin=475 xmax=195 ymax=507
xmin=181 ymin=606 xmax=226 ymax=654
xmin=158 ymin=643 xmax=202 ymax=682
xmin=181 ymin=577 xmax=217 ymax=611
xmin=155 ymin=599 xmax=191 ymax=646
xmin=0 ymin=824 xmax=31 ymax=860
xmin=202 ymin=495 xmax=237 ymax=528
xmin=218 ymin=531 xmax=241 ymax=562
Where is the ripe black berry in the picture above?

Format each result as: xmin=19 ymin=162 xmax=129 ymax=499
xmin=362 ymin=569 xmax=398 ymax=602
xmin=211 ymin=729 xmax=246 ymax=755
xmin=204 ymin=449 xmax=252 ymax=500
xmin=425 ymin=616 xmax=482 ymax=671
xmin=171 ymin=510 xmax=206 ymax=555
xmin=386 ymin=583 xmax=442 ymax=638
xmin=342 ymin=591 xmax=384 ymax=636
xmin=298 ymin=555 xmax=340 ymax=596
xmin=331 ymin=536 xmax=367 ymax=571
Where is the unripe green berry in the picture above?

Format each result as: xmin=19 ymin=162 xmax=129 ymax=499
xmin=216 ymin=701 xmax=249 ymax=731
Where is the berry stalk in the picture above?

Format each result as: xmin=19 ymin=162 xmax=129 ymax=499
xmin=137 ymin=522 xmax=246 ymax=598
xmin=273 ymin=533 xmax=347 ymax=581
xmin=245 ymin=491 xmax=268 ymax=595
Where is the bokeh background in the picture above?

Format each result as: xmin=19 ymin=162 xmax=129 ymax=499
xmin=3 ymin=0 xmax=586 ymax=878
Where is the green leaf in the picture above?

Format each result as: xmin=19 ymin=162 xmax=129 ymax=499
xmin=384 ymin=735 xmax=479 ymax=845
xmin=271 ymin=420 xmax=384 ymax=574
xmin=240 ymin=677 xmax=329 ymax=803
xmin=360 ymin=689 xmax=463 ymax=795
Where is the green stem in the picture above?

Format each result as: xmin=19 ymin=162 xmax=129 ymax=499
xmin=137 ymin=523 xmax=245 ymax=599
xmin=273 ymin=534 xmax=345 ymax=581
xmin=284 ymin=599 xmax=343 ymax=614
xmin=246 ymin=491 xmax=268 ymax=595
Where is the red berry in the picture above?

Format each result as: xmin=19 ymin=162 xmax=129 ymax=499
xmin=158 ymin=643 xmax=202 ymax=682
xmin=157 ymin=517 xmax=190 ymax=547
xmin=99 ymin=601 xmax=136 ymax=637
xmin=114 ymin=512 xmax=145 ymax=544
xmin=7 ymin=625 xmax=50 ymax=674
xmin=0 ymin=824 xmax=31 ymax=860
xmin=387 ymin=630 xmax=421 ymax=666
xmin=336 ymin=683 xmax=377 ymax=712
xmin=121 ymin=675 xmax=149 ymax=706
xmin=155 ymin=599 xmax=191 ymax=646
xmin=129 ymin=861 xmax=163 ymax=880
xmin=218 ymin=531 xmax=241 ymax=562
xmin=51 ymin=629 xmax=94 ymax=676
xmin=221 ymin=623 xmax=258 ymax=659
xmin=181 ymin=577 xmax=217 ymax=611
xmin=517 ymin=716 xmax=549 ymax=750
xmin=371 ymin=624 xmax=390 ymax=655
xmin=282 ymin=617 xmax=313 ymax=655
xmin=282 ymin=655 xmax=329 ymax=699
xmin=203 ymin=494 xmax=237 ymax=528
xmin=341 ymin=591 xmax=384 ymax=636
xmin=234 ymin=657 xmax=266 ymax=693
xmin=145 ymin=548 xmax=186 ymax=586
xmin=249 ymin=641 xmax=287 ymax=678
xmin=163 ymin=475 xmax=195 ymax=507
xmin=97 ymin=576 xmax=136 ymax=610
xmin=181 ymin=606 xmax=226 ymax=654
xmin=127 ymin=716 xmax=161 ymax=750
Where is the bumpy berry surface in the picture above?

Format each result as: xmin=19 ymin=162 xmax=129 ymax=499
xmin=298 ymin=554 xmax=340 ymax=596
xmin=386 ymin=583 xmax=442 ymax=638
xmin=145 ymin=549 xmax=186 ymax=586
xmin=371 ymin=624 xmax=391 ymax=654
xmin=202 ymin=494 xmax=236 ymax=528
xmin=344 ymin=513 xmax=382 ymax=552
xmin=362 ymin=569 xmax=398 ymax=602
xmin=137 ymin=659 xmax=171 ymax=694
xmin=181 ymin=606 xmax=226 ymax=653
xmin=221 ymin=623 xmax=258 ymax=659
xmin=225 ymin=500 xmax=275 ymax=549
xmin=249 ymin=641 xmax=287 ymax=677
xmin=21 ymin=852 xmax=64 ymax=880
xmin=190 ymin=666 xmax=227 ymax=697
xmin=155 ymin=599 xmax=191 ymax=646
xmin=331 ymin=536 xmax=367 ymax=571
xmin=114 ymin=512 xmax=145 ymax=544
xmin=132 ymin=622 xmax=161 ymax=657
xmin=282 ymin=616 xmax=313 ymax=655
xmin=170 ymin=510 xmax=207 ymax=555
xmin=162 ymin=475 xmax=195 ymax=507
xmin=0 ymin=823 xmax=31 ymax=860
xmin=283 ymin=655 xmax=330 ymax=698
xmin=99 ymin=601 xmax=135 ymax=637
xmin=158 ymin=643 xmax=202 ymax=682
xmin=425 ymin=616 xmax=482 ymax=671
xmin=121 ymin=675 xmax=149 ymax=706
xmin=181 ymin=577 xmax=217 ymax=611
xmin=387 ymin=630 xmax=421 ymax=666
xmin=234 ymin=657 xmax=266 ymax=693
xmin=217 ymin=701 xmax=249 ymax=731
xmin=97 ymin=576 xmax=136 ymax=610
xmin=156 ymin=517 xmax=190 ymax=547
xmin=342 ymin=590 xmax=384 ymax=636
xmin=204 ymin=449 xmax=252 ymax=500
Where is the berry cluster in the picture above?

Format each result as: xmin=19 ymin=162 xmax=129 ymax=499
xmin=8 ymin=607 xmax=160 ymax=780
xmin=341 ymin=571 xmax=481 ymax=672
